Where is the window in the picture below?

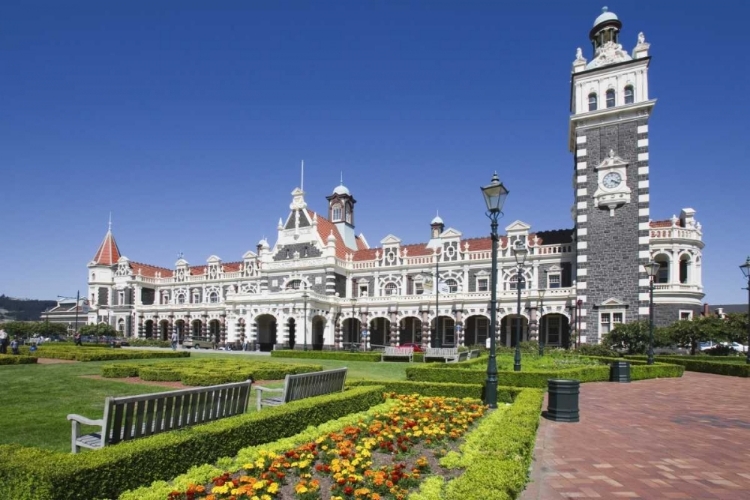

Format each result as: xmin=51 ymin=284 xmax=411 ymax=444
xmin=679 ymin=310 xmax=693 ymax=321
xmin=177 ymin=294 xmax=186 ymax=304
xmin=384 ymin=283 xmax=397 ymax=296
xmin=547 ymin=274 xmax=561 ymax=289
xmin=600 ymin=311 xmax=624 ymax=335
xmin=118 ymin=291 xmax=125 ymax=305
xmin=624 ymin=85 xmax=634 ymax=104
xmin=655 ymin=257 xmax=670 ymax=284
xmin=332 ymin=204 xmax=342 ymax=221
xmin=208 ymin=291 xmax=219 ymax=303
xmin=477 ymin=278 xmax=488 ymax=292
xmin=445 ymin=279 xmax=458 ymax=293
xmin=606 ymin=89 xmax=616 ymax=108
xmin=359 ymin=284 xmax=369 ymax=297
xmin=588 ymin=93 xmax=597 ymax=111
xmin=509 ymin=275 xmax=526 ymax=290
xmin=414 ymin=281 xmax=424 ymax=295
xmin=91 ymin=273 xmax=96 ymax=281
xmin=345 ymin=206 xmax=352 ymax=224
xmin=192 ymin=291 xmax=200 ymax=303
xmin=476 ymin=318 xmax=489 ymax=346
xmin=286 ymin=280 xmax=301 ymax=290
xmin=679 ymin=257 xmax=689 ymax=284
xmin=546 ymin=316 xmax=562 ymax=345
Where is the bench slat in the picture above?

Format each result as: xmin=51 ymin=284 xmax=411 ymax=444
xmin=133 ymin=399 xmax=146 ymax=439
xmin=110 ymin=402 xmax=125 ymax=445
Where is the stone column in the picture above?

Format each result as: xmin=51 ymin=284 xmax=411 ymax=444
xmin=220 ymin=315 xmax=227 ymax=345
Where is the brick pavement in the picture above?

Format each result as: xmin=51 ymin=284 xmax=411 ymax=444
xmin=520 ymin=372 xmax=750 ymax=500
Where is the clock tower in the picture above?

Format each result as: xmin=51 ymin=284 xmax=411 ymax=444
xmin=569 ymin=7 xmax=655 ymax=343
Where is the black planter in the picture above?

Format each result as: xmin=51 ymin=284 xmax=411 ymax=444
xmin=546 ymin=379 xmax=580 ymax=422
xmin=610 ymin=361 xmax=631 ymax=382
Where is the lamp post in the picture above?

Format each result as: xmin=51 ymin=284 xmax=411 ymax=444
xmin=576 ymin=299 xmax=582 ymax=349
xmin=302 ymin=285 xmax=309 ymax=351
xmin=739 ymin=257 xmax=750 ymax=364
xmin=644 ymin=260 xmax=660 ymax=365
xmin=481 ymin=172 xmax=509 ymax=409
xmin=538 ymin=281 xmax=547 ymax=356
xmin=512 ymin=240 xmax=528 ymax=372
xmin=350 ymin=297 xmax=357 ymax=353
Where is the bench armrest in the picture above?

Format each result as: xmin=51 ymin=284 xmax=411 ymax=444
xmin=67 ymin=414 xmax=105 ymax=427
xmin=254 ymin=386 xmax=283 ymax=394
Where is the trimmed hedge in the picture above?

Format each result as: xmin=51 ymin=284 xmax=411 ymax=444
xmin=0 ymin=355 xmax=38 ymax=365
xmin=583 ymin=355 xmax=685 ymax=379
xmin=346 ymin=379 xmax=521 ymax=403
xmin=627 ymin=355 xmax=750 ymax=377
xmin=0 ymin=385 xmax=384 ymax=500
xmin=408 ymin=388 xmax=545 ymax=500
xmin=17 ymin=345 xmax=190 ymax=362
xmin=270 ymin=349 xmax=431 ymax=363
xmin=406 ymin=364 xmax=611 ymax=388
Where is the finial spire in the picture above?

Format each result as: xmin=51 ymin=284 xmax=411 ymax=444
xmin=602 ymin=6 xmax=608 ymax=13
xmin=108 ymin=212 xmax=112 ymax=232
xmin=300 ymin=160 xmax=304 ymax=191
xmin=340 ymin=171 xmax=344 ymax=185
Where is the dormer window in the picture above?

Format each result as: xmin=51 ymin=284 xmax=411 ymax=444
xmin=332 ymin=204 xmax=342 ymax=221
xmin=624 ymin=85 xmax=634 ymax=104
xmin=606 ymin=89 xmax=615 ymax=108
xmin=588 ymin=93 xmax=597 ymax=111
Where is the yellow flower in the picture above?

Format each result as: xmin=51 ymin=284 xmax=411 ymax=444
xmin=212 ymin=484 xmax=230 ymax=494
xmin=243 ymin=463 xmax=255 ymax=470
xmin=267 ymin=482 xmax=279 ymax=494
xmin=295 ymin=484 xmax=309 ymax=494
xmin=253 ymin=480 xmax=266 ymax=490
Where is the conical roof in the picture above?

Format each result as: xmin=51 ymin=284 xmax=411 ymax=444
xmin=92 ymin=229 xmax=122 ymax=265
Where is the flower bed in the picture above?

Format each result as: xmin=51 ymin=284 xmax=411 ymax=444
xmin=164 ymin=394 xmax=486 ymax=500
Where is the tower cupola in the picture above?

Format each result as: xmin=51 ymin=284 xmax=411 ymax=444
xmin=326 ymin=176 xmax=358 ymax=250
xmin=590 ymin=7 xmax=622 ymax=54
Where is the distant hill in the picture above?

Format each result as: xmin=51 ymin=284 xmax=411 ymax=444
xmin=0 ymin=295 xmax=57 ymax=321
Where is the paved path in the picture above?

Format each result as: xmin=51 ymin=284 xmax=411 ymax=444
xmin=521 ymin=372 xmax=750 ymax=500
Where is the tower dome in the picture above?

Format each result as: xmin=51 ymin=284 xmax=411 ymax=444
xmin=431 ymin=214 xmax=444 ymax=225
xmin=333 ymin=183 xmax=350 ymax=196
xmin=592 ymin=6 xmax=619 ymax=28
xmin=258 ymin=238 xmax=269 ymax=249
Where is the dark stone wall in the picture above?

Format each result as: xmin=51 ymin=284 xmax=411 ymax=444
xmin=141 ymin=288 xmax=155 ymax=305
xmin=653 ymin=303 xmax=701 ymax=328
xmin=98 ymin=287 xmax=109 ymax=305
xmin=576 ymin=116 xmax=650 ymax=343
xmin=273 ymin=242 xmax=323 ymax=261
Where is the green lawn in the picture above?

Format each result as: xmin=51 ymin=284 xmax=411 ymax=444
xmin=0 ymin=352 xmax=410 ymax=452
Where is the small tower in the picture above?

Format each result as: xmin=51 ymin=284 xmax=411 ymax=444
xmin=326 ymin=180 xmax=357 ymax=250
xmin=569 ymin=7 xmax=656 ymax=344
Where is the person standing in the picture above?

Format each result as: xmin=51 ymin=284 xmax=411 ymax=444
xmin=0 ymin=328 xmax=8 ymax=354
xmin=171 ymin=330 xmax=178 ymax=350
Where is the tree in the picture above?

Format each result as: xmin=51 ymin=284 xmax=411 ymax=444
xmin=34 ymin=322 xmax=68 ymax=337
xmin=666 ymin=315 xmax=723 ymax=355
xmin=79 ymin=323 xmax=117 ymax=337
xmin=719 ymin=313 xmax=748 ymax=344
xmin=602 ymin=321 xmax=671 ymax=354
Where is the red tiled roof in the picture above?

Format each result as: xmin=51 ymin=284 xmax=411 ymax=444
xmin=650 ymin=220 xmax=673 ymax=228
xmin=130 ymin=261 xmax=174 ymax=278
xmin=92 ymin=230 xmax=122 ymax=266
xmin=309 ymin=209 xmax=366 ymax=260
xmin=223 ymin=261 xmax=242 ymax=272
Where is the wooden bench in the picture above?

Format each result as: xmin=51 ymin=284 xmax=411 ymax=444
xmin=448 ymin=350 xmax=470 ymax=363
xmin=424 ymin=347 xmax=459 ymax=362
xmin=66 ymin=379 xmax=253 ymax=454
xmin=256 ymin=367 xmax=347 ymax=411
xmin=381 ymin=346 xmax=414 ymax=362
xmin=468 ymin=349 xmax=481 ymax=359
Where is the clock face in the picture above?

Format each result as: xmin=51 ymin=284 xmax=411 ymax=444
xmin=602 ymin=172 xmax=622 ymax=189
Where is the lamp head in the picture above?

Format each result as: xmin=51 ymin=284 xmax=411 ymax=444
xmin=740 ymin=256 xmax=750 ymax=279
xmin=644 ymin=260 xmax=661 ymax=278
xmin=512 ymin=239 xmax=528 ymax=265
xmin=481 ymin=172 xmax=509 ymax=214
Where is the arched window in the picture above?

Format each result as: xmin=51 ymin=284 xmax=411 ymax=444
xmin=208 ymin=291 xmax=219 ymax=303
xmin=384 ymin=283 xmax=398 ymax=296
xmin=624 ymin=85 xmax=634 ymax=104
xmin=176 ymin=293 xmax=186 ymax=304
xmin=332 ymin=204 xmax=342 ymax=221
xmin=654 ymin=255 xmax=670 ymax=284
xmin=91 ymin=273 xmax=96 ymax=281
xmin=606 ymin=89 xmax=616 ymax=108
xmin=679 ymin=255 xmax=690 ymax=284
xmin=445 ymin=279 xmax=458 ymax=293
xmin=286 ymin=279 xmax=302 ymax=290
xmin=588 ymin=93 xmax=598 ymax=111
xmin=509 ymin=275 xmax=526 ymax=290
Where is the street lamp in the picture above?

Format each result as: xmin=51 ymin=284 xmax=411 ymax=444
xmin=538 ymin=279 xmax=547 ymax=356
xmin=481 ymin=172 xmax=509 ymax=409
xmin=350 ymin=297 xmax=357 ymax=353
xmin=739 ymin=256 xmax=750 ymax=364
xmin=302 ymin=285 xmax=309 ymax=351
xmin=644 ymin=260 xmax=661 ymax=365
xmin=512 ymin=240 xmax=528 ymax=371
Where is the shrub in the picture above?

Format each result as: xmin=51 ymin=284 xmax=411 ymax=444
xmin=346 ymin=379 xmax=521 ymax=402
xmin=575 ymin=344 xmax=620 ymax=357
xmin=406 ymin=364 xmax=611 ymax=388
xmin=0 ymin=355 xmax=38 ymax=365
xmin=270 ymin=350 xmax=382 ymax=362
xmin=629 ymin=355 xmax=750 ymax=377
xmin=127 ymin=339 xmax=172 ymax=348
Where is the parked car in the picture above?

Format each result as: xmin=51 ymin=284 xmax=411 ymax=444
xmin=699 ymin=341 xmax=718 ymax=351
xmin=400 ymin=342 xmax=424 ymax=353
xmin=721 ymin=342 xmax=748 ymax=353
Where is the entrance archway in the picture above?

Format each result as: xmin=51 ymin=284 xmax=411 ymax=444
xmin=342 ymin=318 xmax=362 ymax=349
xmin=144 ymin=320 xmax=154 ymax=339
xmin=368 ymin=317 xmax=390 ymax=348
xmin=159 ymin=320 xmax=169 ymax=341
xmin=500 ymin=315 xmax=529 ymax=347
xmin=430 ymin=316 xmax=455 ymax=348
xmin=256 ymin=314 xmax=277 ymax=352
xmin=209 ymin=319 xmax=221 ymax=345
xmin=398 ymin=317 xmax=422 ymax=345
xmin=191 ymin=319 xmax=202 ymax=339
xmin=462 ymin=314 xmax=490 ymax=348
xmin=174 ymin=320 xmax=186 ymax=342
xmin=312 ymin=316 xmax=326 ymax=350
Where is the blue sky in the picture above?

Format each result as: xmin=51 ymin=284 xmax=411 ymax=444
xmin=1 ymin=1 xmax=748 ymax=304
